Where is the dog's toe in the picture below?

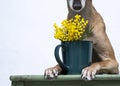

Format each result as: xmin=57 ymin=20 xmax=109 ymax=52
xmin=53 ymin=69 xmax=58 ymax=77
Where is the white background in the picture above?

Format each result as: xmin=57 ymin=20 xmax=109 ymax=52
xmin=0 ymin=0 xmax=120 ymax=86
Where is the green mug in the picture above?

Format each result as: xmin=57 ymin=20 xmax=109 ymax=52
xmin=54 ymin=41 xmax=93 ymax=74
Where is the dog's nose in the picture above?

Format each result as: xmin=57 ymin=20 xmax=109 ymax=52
xmin=73 ymin=0 xmax=82 ymax=10
xmin=73 ymin=3 xmax=82 ymax=10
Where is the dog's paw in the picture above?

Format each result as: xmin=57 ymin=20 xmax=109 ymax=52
xmin=44 ymin=67 xmax=59 ymax=80
xmin=81 ymin=67 xmax=97 ymax=81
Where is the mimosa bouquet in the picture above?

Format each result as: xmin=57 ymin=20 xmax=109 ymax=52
xmin=54 ymin=14 xmax=92 ymax=41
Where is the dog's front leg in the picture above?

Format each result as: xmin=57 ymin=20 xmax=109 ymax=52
xmin=44 ymin=64 xmax=62 ymax=79
xmin=81 ymin=59 xmax=118 ymax=80
xmin=81 ymin=58 xmax=119 ymax=81
xmin=81 ymin=29 xmax=119 ymax=81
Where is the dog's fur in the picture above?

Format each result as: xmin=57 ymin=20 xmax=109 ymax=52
xmin=44 ymin=0 xmax=119 ymax=80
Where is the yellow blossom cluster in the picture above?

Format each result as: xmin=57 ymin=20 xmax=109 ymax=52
xmin=54 ymin=14 xmax=92 ymax=41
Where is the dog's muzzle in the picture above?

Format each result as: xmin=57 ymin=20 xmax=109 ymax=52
xmin=73 ymin=0 xmax=82 ymax=10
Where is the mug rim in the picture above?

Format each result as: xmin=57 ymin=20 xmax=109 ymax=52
xmin=61 ymin=40 xmax=93 ymax=43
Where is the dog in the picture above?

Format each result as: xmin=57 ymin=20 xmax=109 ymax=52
xmin=44 ymin=0 xmax=119 ymax=80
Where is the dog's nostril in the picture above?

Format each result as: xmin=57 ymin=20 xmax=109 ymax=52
xmin=73 ymin=3 xmax=82 ymax=10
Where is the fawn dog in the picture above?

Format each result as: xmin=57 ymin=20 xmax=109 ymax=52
xmin=44 ymin=0 xmax=119 ymax=80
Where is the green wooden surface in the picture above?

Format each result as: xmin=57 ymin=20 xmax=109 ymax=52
xmin=10 ymin=75 xmax=120 ymax=86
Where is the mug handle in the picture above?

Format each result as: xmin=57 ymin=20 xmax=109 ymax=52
xmin=54 ymin=45 xmax=69 ymax=71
